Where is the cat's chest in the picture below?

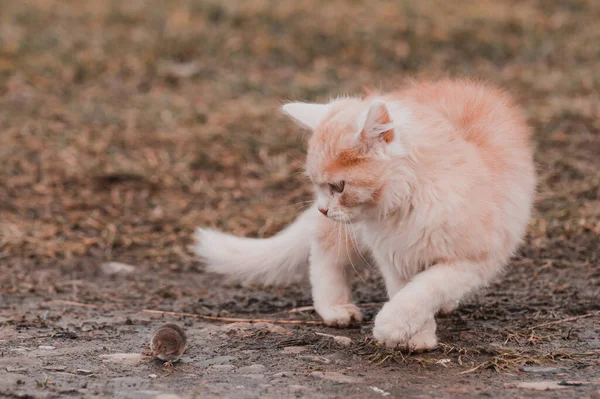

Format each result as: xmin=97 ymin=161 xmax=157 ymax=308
xmin=359 ymin=218 xmax=438 ymax=271
xmin=360 ymin=220 xmax=410 ymax=252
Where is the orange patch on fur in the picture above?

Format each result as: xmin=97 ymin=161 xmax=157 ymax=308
xmin=330 ymin=149 xmax=367 ymax=170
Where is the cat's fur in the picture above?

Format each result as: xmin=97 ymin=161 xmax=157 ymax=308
xmin=194 ymin=79 xmax=536 ymax=350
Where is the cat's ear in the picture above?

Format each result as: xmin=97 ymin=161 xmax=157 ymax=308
xmin=357 ymin=100 xmax=394 ymax=144
xmin=281 ymin=102 xmax=332 ymax=131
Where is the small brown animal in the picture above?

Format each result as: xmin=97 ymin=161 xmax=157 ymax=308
xmin=150 ymin=323 xmax=188 ymax=366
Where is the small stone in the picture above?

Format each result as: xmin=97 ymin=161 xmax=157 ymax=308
xmin=157 ymin=60 xmax=202 ymax=79
xmin=206 ymin=365 xmax=236 ymax=373
xmin=99 ymin=353 xmax=145 ymax=365
xmin=310 ymin=371 xmax=363 ymax=384
xmin=76 ymin=369 xmax=94 ymax=375
xmin=44 ymin=365 xmax=67 ymax=372
xmin=299 ymin=355 xmax=331 ymax=364
xmin=281 ymin=346 xmax=306 ymax=354
xmin=101 ymin=262 xmax=136 ymax=275
xmin=315 ymin=332 xmax=352 ymax=346
xmin=272 ymin=372 xmax=292 ymax=378
xmin=370 ymin=386 xmax=391 ymax=396
xmin=149 ymin=374 xmax=158 ymax=379
xmin=6 ymin=367 xmax=27 ymax=373
xmin=520 ymin=366 xmax=562 ymax=374
xmin=505 ymin=381 xmax=567 ymax=390
xmin=196 ymin=355 xmax=237 ymax=366
xmin=333 ymin=336 xmax=352 ymax=346
xmin=237 ymin=364 xmax=267 ymax=374
xmin=152 ymin=395 xmax=183 ymax=399
xmin=38 ymin=345 xmax=56 ymax=350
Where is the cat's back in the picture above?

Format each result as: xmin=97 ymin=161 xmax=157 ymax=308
xmin=399 ymin=79 xmax=533 ymax=167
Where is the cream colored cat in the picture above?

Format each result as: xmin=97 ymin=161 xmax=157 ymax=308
xmin=194 ymin=79 xmax=536 ymax=351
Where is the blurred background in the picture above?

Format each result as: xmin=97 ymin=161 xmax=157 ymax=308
xmin=1 ymin=0 xmax=599 ymax=297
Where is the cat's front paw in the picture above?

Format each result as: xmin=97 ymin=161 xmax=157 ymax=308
xmin=406 ymin=318 xmax=438 ymax=352
xmin=373 ymin=303 xmax=430 ymax=348
xmin=317 ymin=304 xmax=362 ymax=328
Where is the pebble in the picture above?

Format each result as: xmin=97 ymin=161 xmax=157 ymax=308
xmin=77 ymin=369 xmax=94 ymax=375
xmin=505 ymin=381 xmax=567 ymax=390
xmin=272 ymin=372 xmax=292 ymax=378
xmin=237 ymin=364 xmax=267 ymax=374
xmin=38 ymin=345 xmax=56 ymax=350
xmin=298 ymin=355 xmax=331 ymax=365
xmin=332 ymin=336 xmax=352 ymax=346
xmin=6 ymin=366 xmax=27 ymax=373
xmin=310 ymin=371 xmax=364 ymax=384
xmin=149 ymin=374 xmax=158 ymax=379
xmin=99 ymin=353 xmax=145 ymax=365
xmin=281 ymin=346 xmax=306 ymax=354
xmin=315 ymin=332 xmax=352 ymax=346
xmin=370 ymin=386 xmax=391 ymax=396
xmin=101 ymin=262 xmax=136 ymax=275
xmin=206 ymin=365 xmax=236 ymax=373
xmin=196 ymin=355 xmax=237 ymax=367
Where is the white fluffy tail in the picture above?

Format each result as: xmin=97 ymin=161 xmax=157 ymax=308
xmin=194 ymin=206 xmax=318 ymax=286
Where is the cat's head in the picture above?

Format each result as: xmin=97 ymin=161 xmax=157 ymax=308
xmin=282 ymin=97 xmax=411 ymax=223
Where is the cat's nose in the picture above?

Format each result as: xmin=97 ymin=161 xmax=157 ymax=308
xmin=318 ymin=207 xmax=328 ymax=216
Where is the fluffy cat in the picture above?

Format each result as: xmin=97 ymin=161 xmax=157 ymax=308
xmin=194 ymin=78 xmax=536 ymax=350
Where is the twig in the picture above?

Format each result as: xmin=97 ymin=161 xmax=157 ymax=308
xmin=287 ymin=302 xmax=383 ymax=313
xmin=529 ymin=311 xmax=600 ymax=330
xmin=142 ymin=309 xmax=324 ymax=325
xmin=40 ymin=300 xmax=99 ymax=309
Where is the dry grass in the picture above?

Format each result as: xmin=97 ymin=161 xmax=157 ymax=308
xmin=1 ymin=0 xmax=599 ymax=269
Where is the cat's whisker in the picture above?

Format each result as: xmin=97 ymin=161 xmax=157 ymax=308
xmin=342 ymin=219 xmax=368 ymax=284
xmin=334 ymin=220 xmax=343 ymax=274
xmin=287 ymin=201 xmax=314 ymax=215
xmin=346 ymin=218 xmax=379 ymax=274
xmin=287 ymin=200 xmax=313 ymax=208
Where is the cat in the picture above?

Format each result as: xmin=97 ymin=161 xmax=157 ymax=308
xmin=194 ymin=78 xmax=536 ymax=351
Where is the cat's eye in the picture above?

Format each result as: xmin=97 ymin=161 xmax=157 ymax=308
xmin=329 ymin=181 xmax=345 ymax=194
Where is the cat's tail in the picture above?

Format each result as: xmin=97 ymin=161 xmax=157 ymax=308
xmin=193 ymin=206 xmax=317 ymax=286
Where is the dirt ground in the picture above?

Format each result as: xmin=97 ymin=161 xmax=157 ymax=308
xmin=1 ymin=0 xmax=600 ymax=398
